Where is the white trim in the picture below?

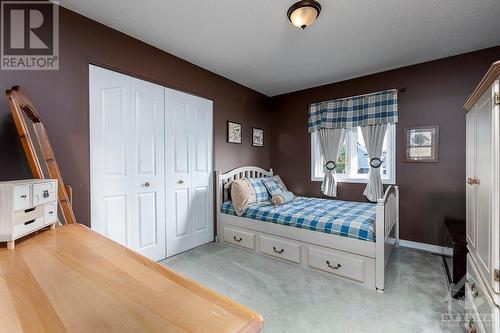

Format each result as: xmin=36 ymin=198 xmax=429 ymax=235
xmin=398 ymin=239 xmax=446 ymax=255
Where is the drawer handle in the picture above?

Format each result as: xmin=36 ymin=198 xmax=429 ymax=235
xmin=21 ymin=194 xmax=27 ymax=199
xmin=272 ymin=246 xmax=284 ymax=254
xmin=24 ymin=219 xmax=36 ymax=226
xmin=468 ymin=318 xmax=476 ymax=333
xmin=470 ymin=283 xmax=479 ymax=298
xmin=49 ymin=211 xmax=54 ymax=215
xmin=42 ymin=190 xmax=49 ymax=198
xmin=233 ymin=236 xmax=242 ymax=242
xmin=326 ymin=261 xmax=342 ymax=270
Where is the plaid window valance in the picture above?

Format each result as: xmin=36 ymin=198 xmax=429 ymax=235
xmin=308 ymin=89 xmax=398 ymax=132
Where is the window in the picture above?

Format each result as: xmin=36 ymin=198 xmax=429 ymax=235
xmin=311 ymin=125 xmax=396 ymax=184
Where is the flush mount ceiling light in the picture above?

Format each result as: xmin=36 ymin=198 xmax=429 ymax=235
xmin=287 ymin=0 xmax=321 ymax=30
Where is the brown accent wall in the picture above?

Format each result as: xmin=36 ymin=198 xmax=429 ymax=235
xmin=0 ymin=7 xmax=271 ymax=226
xmin=269 ymin=46 xmax=500 ymax=246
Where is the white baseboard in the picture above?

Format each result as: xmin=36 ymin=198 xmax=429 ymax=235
xmin=398 ymin=239 xmax=447 ymax=255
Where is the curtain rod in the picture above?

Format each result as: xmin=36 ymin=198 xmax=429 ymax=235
xmin=311 ymin=88 xmax=406 ymax=105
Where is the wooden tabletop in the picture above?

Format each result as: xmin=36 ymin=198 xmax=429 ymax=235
xmin=0 ymin=224 xmax=263 ymax=333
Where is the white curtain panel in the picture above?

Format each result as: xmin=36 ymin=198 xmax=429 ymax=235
xmin=360 ymin=124 xmax=387 ymax=202
xmin=319 ymin=128 xmax=346 ymax=197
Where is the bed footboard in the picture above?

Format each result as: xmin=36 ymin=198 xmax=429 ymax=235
xmin=375 ymin=185 xmax=400 ymax=293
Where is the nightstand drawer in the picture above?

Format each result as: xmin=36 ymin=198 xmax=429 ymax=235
xmin=44 ymin=203 xmax=57 ymax=224
xmin=33 ymin=182 xmax=56 ymax=206
xmin=13 ymin=217 xmax=45 ymax=239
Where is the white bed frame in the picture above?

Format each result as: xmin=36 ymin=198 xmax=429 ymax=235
xmin=216 ymin=166 xmax=399 ymax=292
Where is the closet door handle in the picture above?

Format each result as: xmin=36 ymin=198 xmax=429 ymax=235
xmin=467 ymin=177 xmax=480 ymax=185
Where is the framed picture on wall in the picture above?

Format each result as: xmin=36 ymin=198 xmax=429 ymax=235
xmin=404 ymin=125 xmax=439 ymax=162
xmin=227 ymin=121 xmax=242 ymax=144
xmin=252 ymin=127 xmax=264 ymax=147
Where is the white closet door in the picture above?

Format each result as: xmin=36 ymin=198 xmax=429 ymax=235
xmin=129 ymin=76 xmax=166 ymax=261
xmin=90 ymin=65 xmax=166 ymax=261
xmin=165 ymin=88 xmax=213 ymax=257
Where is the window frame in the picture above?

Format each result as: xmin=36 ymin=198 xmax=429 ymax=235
xmin=310 ymin=124 xmax=396 ymax=185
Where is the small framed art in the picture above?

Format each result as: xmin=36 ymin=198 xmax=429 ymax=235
xmin=227 ymin=121 xmax=242 ymax=144
xmin=252 ymin=127 xmax=264 ymax=147
xmin=404 ymin=125 xmax=439 ymax=162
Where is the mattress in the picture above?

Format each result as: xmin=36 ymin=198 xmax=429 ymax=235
xmin=221 ymin=197 xmax=377 ymax=242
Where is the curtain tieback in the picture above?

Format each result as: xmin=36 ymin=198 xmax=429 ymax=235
xmin=325 ymin=160 xmax=336 ymax=171
xmin=369 ymin=157 xmax=382 ymax=168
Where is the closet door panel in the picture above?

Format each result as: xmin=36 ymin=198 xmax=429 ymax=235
xmin=466 ymin=107 xmax=477 ymax=251
xmin=90 ymin=65 xmax=166 ymax=262
xmin=174 ymin=189 xmax=189 ymax=237
xmin=475 ymin=91 xmax=492 ymax=280
xmin=90 ymin=65 xmax=132 ymax=246
xmin=137 ymin=192 xmax=157 ymax=247
xmin=103 ymin=195 xmax=127 ymax=245
xmin=190 ymin=101 xmax=213 ymax=246
xmin=130 ymin=77 xmax=165 ymax=261
xmin=166 ymin=89 xmax=213 ymax=257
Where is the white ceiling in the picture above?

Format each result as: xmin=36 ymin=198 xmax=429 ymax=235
xmin=59 ymin=0 xmax=500 ymax=96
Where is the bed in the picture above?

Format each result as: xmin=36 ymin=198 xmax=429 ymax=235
xmin=216 ymin=166 xmax=399 ymax=292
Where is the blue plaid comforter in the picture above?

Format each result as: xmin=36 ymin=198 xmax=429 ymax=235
xmin=221 ymin=197 xmax=377 ymax=242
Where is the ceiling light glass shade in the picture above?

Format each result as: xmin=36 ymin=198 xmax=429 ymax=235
xmin=287 ymin=0 xmax=321 ymax=29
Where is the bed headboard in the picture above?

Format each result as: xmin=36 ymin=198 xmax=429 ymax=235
xmin=216 ymin=166 xmax=273 ymax=204
xmin=215 ymin=166 xmax=273 ymax=240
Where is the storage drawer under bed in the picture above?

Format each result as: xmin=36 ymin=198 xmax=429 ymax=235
xmin=223 ymin=226 xmax=255 ymax=250
xmin=308 ymin=246 xmax=367 ymax=283
xmin=259 ymin=234 xmax=301 ymax=264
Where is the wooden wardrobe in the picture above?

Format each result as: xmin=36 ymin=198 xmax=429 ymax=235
xmin=464 ymin=60 xmax=500 ymax=333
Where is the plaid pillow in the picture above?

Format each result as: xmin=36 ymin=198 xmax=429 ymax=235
xmin=248 ymin=178 xmax=270 ymax=202
xmin=261 ymin=177 xmax=285 ymax=196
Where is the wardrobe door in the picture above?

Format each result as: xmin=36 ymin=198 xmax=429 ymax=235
xmin=165 ymin=88 xmax=213 ymax=257
xmin=466 ymin=106 xmax=477 ymax=254
xmin=90 ymin=65 xmax=166 ymax=261
xmin=492 ymin=79 xmax=500 ymax=294
xmin=475 ymin=88 xmax=493 ymax=284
